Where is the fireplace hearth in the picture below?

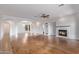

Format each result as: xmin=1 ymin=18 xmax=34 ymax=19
xmin=59 ymin=30 xmax=67 ymax=37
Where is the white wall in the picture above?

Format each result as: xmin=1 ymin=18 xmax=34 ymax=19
xmin=73 ymin=13 xmax=79 ymax=39
xmin=48 ymin=22 xmax=56 ymax=35
xmin=30 ymin=22 xmax=43 ymax=34
xmin=11 ymin=22 xmax=25 ymax=35
xmin=11 ymin=21 xmax=32 ymax=36
xmin=10 ymin=21 xmax=44 ymax=35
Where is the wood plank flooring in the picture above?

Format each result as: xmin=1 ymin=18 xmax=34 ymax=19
xmin=0 ymin=33 xmax=79 ymax=54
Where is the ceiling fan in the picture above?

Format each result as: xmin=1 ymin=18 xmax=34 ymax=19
xmin=34 ymin=13 xmax=50 ymax=19
xmin=58 ymin=4 xmax=64 ymax=7
xmin=40 ymin=14 xmax=50 ymax=18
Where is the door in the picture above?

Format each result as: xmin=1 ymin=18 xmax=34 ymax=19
xmin=43 ymin=23 xmax=48 ymax=35
xmin=1 ymin=22 xmax=11 ymax=51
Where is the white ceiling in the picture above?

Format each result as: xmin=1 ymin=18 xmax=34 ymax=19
xmin=0 ymin=4 xmax=79 ymax=21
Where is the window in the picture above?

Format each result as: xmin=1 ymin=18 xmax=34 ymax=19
xmin=25 ymin=25 xmax=30 ymax=31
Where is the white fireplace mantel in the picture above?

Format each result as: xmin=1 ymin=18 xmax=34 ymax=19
xmin=56 ymin=26 xmax=71 ymax=39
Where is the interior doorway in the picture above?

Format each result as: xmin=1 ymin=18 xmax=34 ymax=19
xmin=1 ymin=22 xmax=11 ymax=51
xmin=43 ymin=23 xmax=48 ymax=35
xmin=1 ymin=22 xmax=10 ymax=35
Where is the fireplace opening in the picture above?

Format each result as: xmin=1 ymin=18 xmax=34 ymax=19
xmin=58 ymin=30 xmax=67 ymax=37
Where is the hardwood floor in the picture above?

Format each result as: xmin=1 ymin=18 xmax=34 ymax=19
xmin=0 ymin=33 xmax=79 ymax=54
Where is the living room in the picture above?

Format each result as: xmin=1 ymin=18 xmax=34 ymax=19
xmin=0 ymin=4 xmax=79 ymax=54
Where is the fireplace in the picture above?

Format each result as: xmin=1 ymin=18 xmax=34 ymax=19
xmin=58 ymin=30 xmax=67 ymax=37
